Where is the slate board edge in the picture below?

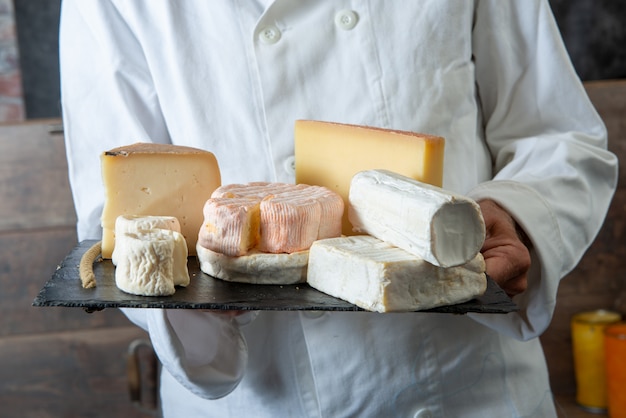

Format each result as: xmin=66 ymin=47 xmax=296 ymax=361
xmin=33 ymin=240 xmax=519 ymax=314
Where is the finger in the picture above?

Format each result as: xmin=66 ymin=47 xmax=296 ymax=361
xmin=484 ymin=252 xmax=529 ymax=297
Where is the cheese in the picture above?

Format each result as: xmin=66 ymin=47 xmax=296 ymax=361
xmin=198 ymin=197 xmax=261 ymax=256
xmin=114 ymin=229 xmax=189 ymax=296
xmin=212 ymin=182 xmax=295 ymax=199
xmin=100 ymin=143 xmax=221 ymax=258
xmin=349 ymin=169 xmax=485 ymax=268
xmin=200 ymin=182 xmax=344 ymax=254
xmin=294 ymin=120 xmax=444 ymax=235
xmin=111 ymin=214 xmax=181 ymax=265
xmin=112 ymin=215 xmax=189 ymax=287
xmin=307 ymin=235 xmax=487 ymax=313
xmin=196 ymin=243 xmax=308 ymax=284
xmin=259 ymin=184 xmax=343 ymax=253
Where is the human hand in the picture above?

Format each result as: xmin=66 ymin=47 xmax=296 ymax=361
xmin=477 ymin=200 xmax=531 ymax=297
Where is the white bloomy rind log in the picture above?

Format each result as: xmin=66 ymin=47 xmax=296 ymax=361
xmin=349 ymin=169 xmax=485 ymax=268
xmin=307 ymin=235 xmax=487 ymax=313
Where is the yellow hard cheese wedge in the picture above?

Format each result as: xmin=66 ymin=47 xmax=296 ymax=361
xmin=100 ymin=143 xmax=221 ymax=258
xmin=294 ymin=120 xmax=444 ymax=235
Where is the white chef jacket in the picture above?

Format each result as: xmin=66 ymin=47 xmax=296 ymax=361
xmin=59 ymin=1 xmax=618 ymax=417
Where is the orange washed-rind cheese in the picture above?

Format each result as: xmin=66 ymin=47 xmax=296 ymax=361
xmin=198 ymin=182 xmax=344 ymax=255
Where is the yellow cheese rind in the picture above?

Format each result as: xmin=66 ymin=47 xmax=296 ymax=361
xmin=100 ymin=143 xmax=221 ymax=258
xmin=294 ymin=120 xmax=444 ymax=235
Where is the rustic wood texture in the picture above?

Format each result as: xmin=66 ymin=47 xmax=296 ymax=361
xmin=0 ymin=326 xmax=154 ymax=418
xmin=0 ymin=120 xmax=75 ymax=231
xmin=0 ymin=119 xmax=133 ymax=336
xmin=540 ymin=79 xmax=626 ymax=397
xmin=0 ymin=119 xmax=157 ymax=417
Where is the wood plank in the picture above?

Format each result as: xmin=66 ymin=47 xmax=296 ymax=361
xmin=0 ymin=118 xmax=76 ymax=232
xmin=0 ymin=326 xmax=157 ymax=418
xmin=541 ymin=80 xmax=626 ymax=395
xmin=0 ymin=228 xmax=132 ymax=337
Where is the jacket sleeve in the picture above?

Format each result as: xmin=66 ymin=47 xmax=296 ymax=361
xmin=59 ymin=0 xmax=248 ymax=398
xmin=467 ymin=0 xmax=618 ymax=340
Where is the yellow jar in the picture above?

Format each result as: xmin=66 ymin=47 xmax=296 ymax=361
xmin=571 ymin=310 xmax=622 ymax=412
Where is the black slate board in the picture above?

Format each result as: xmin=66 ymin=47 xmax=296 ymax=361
xmin=33 ymin=240 xmax=518 ymax=314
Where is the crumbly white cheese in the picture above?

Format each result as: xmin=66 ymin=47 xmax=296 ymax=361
xmin=112 ymin=215 xmax=190 ymax=295
xmin=196 ymin=243 xmax=308 ymax=285
xmin=112 ymin=215 xmax=181 ymax=264
xmin=349 ymin=169 xmax=485 ymax=268
xmin=114 ymin=230 xmax=189 ymax=296
xmin=307 ymin=235 xmax=487 ymax=313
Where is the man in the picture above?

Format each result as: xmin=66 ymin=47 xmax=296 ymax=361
xmin=60 ymin=1 xmax=617 ymax=416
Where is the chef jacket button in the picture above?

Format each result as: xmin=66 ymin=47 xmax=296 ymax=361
xmin=283 ymin=155 xmax=296 ymax=176
xmin=335 ymin=10 xmax=358 ymax=30
xmin=303 ymin=310 xmax=324 ymax=319
xmin=413 ymin=409 xmax=433 ymax=418
xmin=259 ymin=25 xmax=281 ymax=44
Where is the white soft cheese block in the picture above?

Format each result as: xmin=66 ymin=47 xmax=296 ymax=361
xmin=101 ymin=143 xmax=221 ymax=258
xmin=112 ymin=215 xmax=189 ymax=287
xmin=349 ymin=169 xmax=485 ymax=268
xmin=201 ymin=182 xmax=344 ymax=254
xmin=197 ymin=243 xmax=308 ymax=285
xmin=307 ymin=235 xmax=487 ymax=313
xmin=114 ymin=230 xmax=190 ymax=296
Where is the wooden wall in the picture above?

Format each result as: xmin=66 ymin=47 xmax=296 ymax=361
xmin=541 ymin=80 xmax=626 ymax=415
xmin=0 ymin=120 xmax=155 ymax=417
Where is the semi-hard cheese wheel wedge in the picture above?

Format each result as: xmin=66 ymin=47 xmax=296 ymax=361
xmin=101 ymin=143 xmax=221 ymax=259
xmin=112 ymin=215 xmax=189 ymax=287
xmin=307 ymin=235 xmax=487 ymax=313
xmin=196 ymin=243 xmax=308 ymax=285
xmin=294 ymin=120 xmax=444 ymax=235
xmin=200 ymin=182 xmax=344 ymax=255
xmin=115 ymin=229 xmax=189 ymax=296
xmin=349 ymin=169 xmax=485 ymax=268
